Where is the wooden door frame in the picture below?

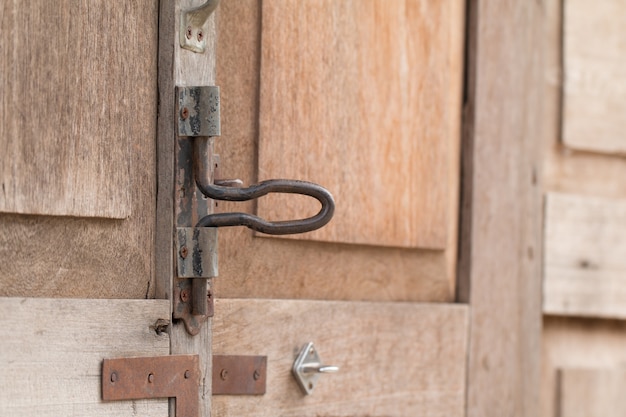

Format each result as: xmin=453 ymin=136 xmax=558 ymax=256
xmin=155 ymin=1 xmax=545 ymax=416
xmin=459 ymin=1 xmax=543 ymax=416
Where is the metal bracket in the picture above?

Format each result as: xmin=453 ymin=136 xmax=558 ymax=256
xmin=102 ymin=355 xmax=199 ymax=417
xmin=177 ymin=86 xmax=220 ymax=137
xmin=173 ymin=227 xmax=218 ymax=335
xmin=173 ymin=276 xmax=214 ymax=335
xmin=292 ymin=342 xmax=339 ymax=395
xmin=176 ymin=227 xmax=218 ymax=278
xmin=213 ymin=355 xmax=267 ymax=395
xmin=180 ymin=0 xmax=220 ymax=53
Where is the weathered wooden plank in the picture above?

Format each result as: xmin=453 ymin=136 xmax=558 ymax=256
xmin=558 ymin=368 xmax=626 ymax=417
xmin=541 ymin=317 xmax=626 ymax=417
xmin=0 ymin=1 xmax=158 ymax=300
xmin=543 ymin=193 xmax=626 ymax=318
xmin=156 ymin=1 xmax=217 ymax=416
xmin=459 ymin=1 xmax=544 ymax=416
xmin=0 ymin=1 xmax=157 ymax=218
xmin=213 ymin=0 xmax=459 ymax=304
xmin=212 ymin=299 xmax=468 ymax=417
xmin=0 ymin=298 xmax=170 ymax=417
xmin=562 ymin=0 xmax=626 ymax=155
xmin=543 ymin=0 xmax=626 ymax=201
xmin=256 ymin=0 xmax=464 ymax=249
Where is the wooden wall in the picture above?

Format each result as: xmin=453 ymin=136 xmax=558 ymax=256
xmin=541 ymin=0 xmax=626 ymax=415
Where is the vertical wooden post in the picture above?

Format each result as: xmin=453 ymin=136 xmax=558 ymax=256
xmin=156 ymin=1 xmax=217 ymax=416
xmin=459 ymin=2 xmax=544 ymax=416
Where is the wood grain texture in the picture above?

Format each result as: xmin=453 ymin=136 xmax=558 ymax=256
xmin=558 ymin=368 xmax=626 ymax=417
xmin=0 ymin=1 xmax=158 ymax=299
xmin=0 ymin=1 xmax=157 ymax=218
xmin=459 ymin=1 xmax=544 ymax=416
xmin=156 ymin=2 xmax=218 ymax=417
xmin=257 ymin=0 xmax=464 ymax=249
xmin=212 ymin=299 xmax=468 ymax=417
xmin=562 ymin=0 xmax=626 ymax=155
xmin=0 ymin=298 xmax=170 ymax=417
xmin=543 ymin=193 xmax=626 ymax=318
xmin=214 ymin=0 xmax=459 ymax=303
xmin=541 ymin=317 xmax=626 ymax=417
xmin=543 ymin=0 xmax=626 ymax=199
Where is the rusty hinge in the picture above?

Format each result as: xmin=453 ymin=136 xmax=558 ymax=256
xmin=213 ymin=355 xmax=267 ymax=395
xmin=102 ymin=355 xmax=199 ymax=417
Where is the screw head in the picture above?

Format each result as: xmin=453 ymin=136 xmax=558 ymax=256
xmin=148 ymin=373 xmax=154 ymax=383
xmin=197 ymin=30 xmax=204 ymax=42
xmin=186 ymin=26 xmax=192 ymax=39
xmin=180 ymin=289 xmax=190 ymax=302
xmin=180 ymin=107 xmax=189 ymax=120
xmin=253 ymin=370 xmax=261 ymax=381
xmin=179 ymin=245 xmax=189 ymax=259
xmin=184 ymin=370 xmax=191 ymax=379
xmin=220 ymin=369 xmax=228 ymax=381
xmin=110 ymin=372 xmax=118 ymax=383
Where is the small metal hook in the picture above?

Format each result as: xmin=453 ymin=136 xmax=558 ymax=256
xmin=301 ymin=365 xmax=340 ymax=374
xmin=292 ymin=342 xmax=339 ymax=395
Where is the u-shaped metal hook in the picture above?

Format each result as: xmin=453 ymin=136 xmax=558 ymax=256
xmin=192 ymin=138 xmax=335 ymax=235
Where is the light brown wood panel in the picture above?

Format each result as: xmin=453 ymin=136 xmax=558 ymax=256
xmin=0 ymin=1 xmax=156 ymax=218
xmin=0 ymin=298 xmax=170 ymax=416
xmin=543 ymin=0 xmax=626 ymax=199
xmin=562 ymin=0 xmax=626 ymax=155
xmin=558 ymin=368 xmax=626 ymax=417
xmin=214 ymin=0 xmax=458 ymax=303
xmin=541 ymin=317 xmax=626 ymax=417
xmin=257 ymin=0 xmax=463 ymax=249
xmin=544 ymin=193 xmax=626 ymax=318
xmin=459 ymin=1 xmax=544 ymax=416
xmin=212 ymin=299 xmax=468 ymax=417
xmin=0 ymin=1 xmax=158 ymax=299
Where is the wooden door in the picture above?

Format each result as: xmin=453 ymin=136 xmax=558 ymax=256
xmin=0 ymin=1 xmax=172 ymax=415
xmin=211 ymin=1 xmax=466 ymax=415
xmin=210 ymin=1 xmax=543 ymax=417
xmin=0 ymin=1 xmax=545 ymax=417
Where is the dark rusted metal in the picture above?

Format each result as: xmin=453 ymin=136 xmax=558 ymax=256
xmin=173 ymin=278 xmax=213 ymax=335
xmin=176 ymin=227 xmax=218 ymax=278
xmin=212 ymin=355 xmax=267 ymax=395
xmin=192 ymin=137 xmax=335 ymax=235
xmin=177 ymin=87 xmax=220 ymax=137
xmin=102 ymin=355 xmax=199 ymax=417
xmin=174 ymin=95 xmax=217 ymax=335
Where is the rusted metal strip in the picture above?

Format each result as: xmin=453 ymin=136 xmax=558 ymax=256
xmin=213 ymin=355 xmax=267 ymax=395
xmin=176 ymin=227 xmax=218 ymax=278
xmin=102 ymin=355 xmax=199 ymax=417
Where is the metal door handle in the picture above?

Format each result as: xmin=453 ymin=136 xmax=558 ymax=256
xmin=193 ymin=138 xmax=335 ymax=235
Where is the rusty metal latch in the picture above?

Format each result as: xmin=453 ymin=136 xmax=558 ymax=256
xmin=102 ymin=355 xmax=199 ymax=417
xmin=176 ymin=86 xmax=336 ymax=235
xmin=174 ymin=86 xmax=335 ymax=335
